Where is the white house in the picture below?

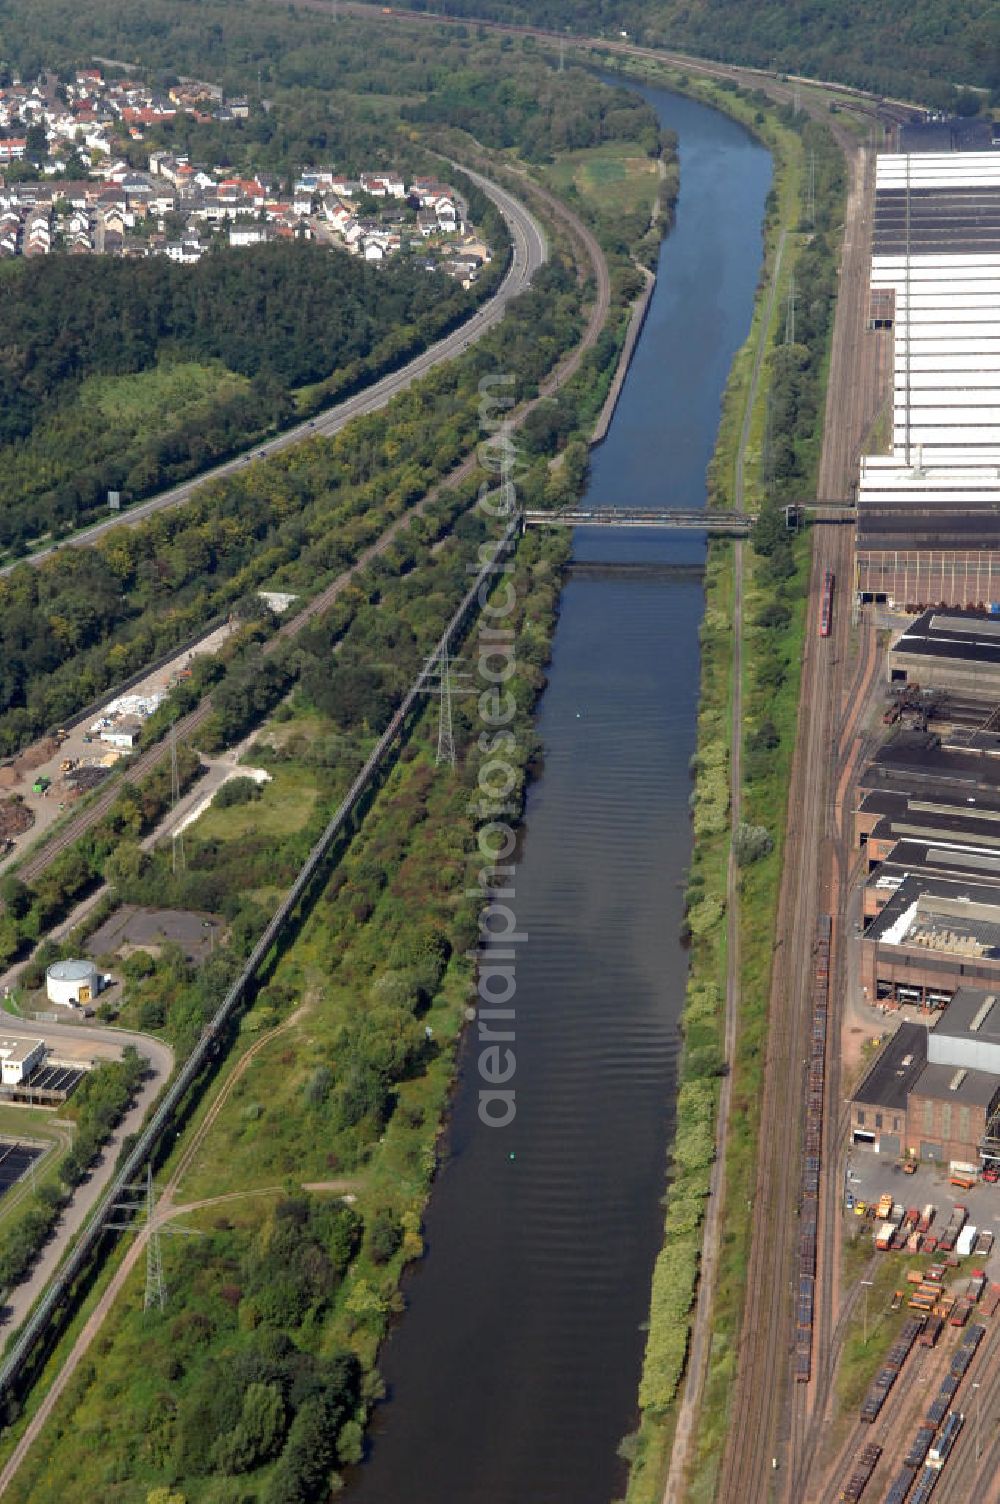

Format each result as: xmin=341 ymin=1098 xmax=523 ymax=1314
xmin=0 ymin=1037 xmax=45 ymax=1085
xmin=99 ymin=715 xmax=143 ymax=748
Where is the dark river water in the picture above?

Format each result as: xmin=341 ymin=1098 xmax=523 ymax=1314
xmin=348 ymin=81 xmax=771 ymax=1504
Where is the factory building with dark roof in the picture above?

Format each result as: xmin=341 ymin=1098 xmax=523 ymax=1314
xmin=850 ymin=998 xmax=1000 ymax=1165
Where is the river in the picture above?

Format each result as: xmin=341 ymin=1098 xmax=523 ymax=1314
xmin=348 ymin=81 xmax=771 ymax=1504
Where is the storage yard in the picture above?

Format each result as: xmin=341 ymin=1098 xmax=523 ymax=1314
xmin=0 ymin=619 xmax=235 ymax=871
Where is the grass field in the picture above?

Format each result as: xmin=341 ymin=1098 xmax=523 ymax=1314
xmin=83 ymin=359 xmax=249 ymax=427
xmin=545 ymin=141 xmax=659 ymax=218
xmin=192 ymin=766 xmax=321 ymax=845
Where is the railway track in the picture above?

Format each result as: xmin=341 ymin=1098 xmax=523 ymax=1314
xmin=713 ymin=524 xmax=850 ymax=1502
xmin=929 ymin=1316 xmax=1000 ymax=1504
xmin=715 ymin=57 xmax=887 ymax=1501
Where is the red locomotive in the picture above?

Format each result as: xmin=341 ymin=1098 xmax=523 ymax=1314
xmin=819 ymin=569 xmax=835 ymax=637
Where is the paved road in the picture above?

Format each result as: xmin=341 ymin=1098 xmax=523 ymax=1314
xmin=0 ymin=166 xmax=546 ymax=578
xmin=0 ymin=1014 xmax=173 ymax=1340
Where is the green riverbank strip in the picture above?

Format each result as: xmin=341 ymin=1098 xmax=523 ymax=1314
xmin=610 ymin=63 xmax=847 ymax=1504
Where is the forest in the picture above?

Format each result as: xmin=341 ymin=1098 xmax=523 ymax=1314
xmin=0 ymin=248 xmax=595 ymax=754
xmin=0 ymin=244 xmax=478 ymax=551
xmin=394 ymin=0 xmax=1000 ymax=105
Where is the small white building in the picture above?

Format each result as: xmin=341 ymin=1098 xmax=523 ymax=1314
xmin=46 ymin=958 xmax=102 ymax=1007
xmin=0 ymin=1037 xmax=45 ymax=1085
xmin=100 ymin=715 xmax=143 ymax=749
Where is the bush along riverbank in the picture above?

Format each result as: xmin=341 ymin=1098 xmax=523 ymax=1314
xmin=621 ymin=68 xmax=846 ymax=1504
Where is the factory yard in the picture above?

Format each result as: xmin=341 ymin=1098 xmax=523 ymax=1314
xmin=85 ymin=905 xmax=225 ymax=966
xmin=845 ymin=1151 xmax=1000 ymax=1281
xmin=0 ymin=620 xmax=235 ymax=871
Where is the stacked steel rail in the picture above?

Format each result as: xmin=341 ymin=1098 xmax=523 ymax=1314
xmin=858 ymin=1315 xmax=925 ymax=1421
xmin=0 ymin=516 xmax=521 ymax=1402
xmin=837 ymin=1441 xmax=881 ymax=1502
xmin=795 ymin=912 xmax=832 ymax=1382
xmin=883 ymin=1325 xmax=984 ymax=1501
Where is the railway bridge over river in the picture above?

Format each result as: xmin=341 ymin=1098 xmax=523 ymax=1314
xmin=522 ymin=503 xmax=856 ymax=534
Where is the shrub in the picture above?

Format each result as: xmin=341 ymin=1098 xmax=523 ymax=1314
xmin=367 ymin=1208 xmax=402 ymax=1265
xmin=214 ymin=776 xmax=264 ymax=810
xmin=733 ymin=822 xmax=774 ymax=867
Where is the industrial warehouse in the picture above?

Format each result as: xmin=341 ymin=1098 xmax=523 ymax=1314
xmin=850 ymin=989 xmax=1000 ymax=1168
xmin=855 ymin=151 xmax=1000 ymax=609
xmin=888 ymin=610 xmax=1000 ymax=701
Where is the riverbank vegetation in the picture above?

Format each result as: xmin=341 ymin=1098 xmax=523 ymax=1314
xmin=621 ymin=67 xmax=844 ymax=1504
xmin=0 ymin=522 xmax=569 ymax=1502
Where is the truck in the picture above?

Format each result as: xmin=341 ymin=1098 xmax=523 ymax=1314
xmin=876 ymin=1220 xmax=896 ymax=1251
xmin=876 ymin=1192 xmax=894 ymax=1220
xmin=980 ymin=1282 xmax=1000 ymax=1317
xmin=965 ymin=1272 xmax=987 ymax=1303
xmin=938 ymin=1207 xmax=966 ymax=1252
xmin=956 ymin=1224 xmax=978 ymax=1258
xmin=917 ymin=1204 xmax=935 ymax=1234
xmin=949 ymin=1299 xmax=972 ymax=1327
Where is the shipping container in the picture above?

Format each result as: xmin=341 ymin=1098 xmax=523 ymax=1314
xmin=949 ymin=1299 xmax=971 ymax=1327
xmin=956 ymin=1225 xmax=978 ymax=1258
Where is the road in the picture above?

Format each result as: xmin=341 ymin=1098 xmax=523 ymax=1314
xmin=0 ymin=165 xmax=546 ymax=579
xmin=0 ymin=1015 xmax=172 ymax=1340
xmin=5 ymin=163 xmax=604 ymax=899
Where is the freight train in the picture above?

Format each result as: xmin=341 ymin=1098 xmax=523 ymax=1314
xmin=794 ymin=913 xmax=832 ymax=1383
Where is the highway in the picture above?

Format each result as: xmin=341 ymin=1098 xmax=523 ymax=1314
xmin=0 ymin=164 xmax=546 ymax=578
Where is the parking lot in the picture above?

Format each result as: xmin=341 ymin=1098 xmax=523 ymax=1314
xmin=845 ymin=1145 xmax=1000 ymax=1279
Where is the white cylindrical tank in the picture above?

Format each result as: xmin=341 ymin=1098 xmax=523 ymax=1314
xmin=45 ymin=959 xmax=101 ymax=1007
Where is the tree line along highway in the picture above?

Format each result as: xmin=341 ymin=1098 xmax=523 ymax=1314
xmin=0 ymin=163 xmax=547 ymax=580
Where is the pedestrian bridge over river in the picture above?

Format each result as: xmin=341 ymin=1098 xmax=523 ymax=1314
xmin=522 ymin=504 xmax=856 ymax=534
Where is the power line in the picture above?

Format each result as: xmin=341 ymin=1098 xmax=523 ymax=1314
xmin=784 ymin=272 xmax=796 ymax=345
xmin=143 ymin=1165 xmax=165 ymax=1314
xmin=436 ymin=638 xmax=456 ymax=769
xmin=170 ymin=724 xmax=185 ymax=876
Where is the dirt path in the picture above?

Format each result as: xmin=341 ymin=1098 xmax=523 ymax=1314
xmin=0 ymin=997 xmax=320 ymax=1498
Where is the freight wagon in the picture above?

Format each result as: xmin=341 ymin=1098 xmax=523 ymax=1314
xmin=838 ymin=1442 xmax=881 ymax=1502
